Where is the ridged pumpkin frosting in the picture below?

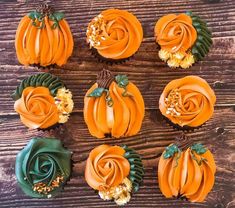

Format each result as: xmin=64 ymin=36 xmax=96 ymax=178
xmin=86 ymin=9 xmax=143 ymax=59
xmin=84 ymin=70 xmax=145 ymax=138
xmin=158 ymin=143 xmax=216 ymax=202
xmin=14 ymin=86 xmax=59 ymax=129
xmin=159 ymin=76 xmax=216 ymax=127
xmin=85 ymin=144 xmax=130 ymax=191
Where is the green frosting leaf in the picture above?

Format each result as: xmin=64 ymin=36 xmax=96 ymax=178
xmin=191 ymin=143 xmax=207 ymax=154
xmin=12 ymin=73 xmax=64 ymax=101
xmin=28 ymin=11 xmax=43 ymax=20
xmin=121 ymin=145 xmax=144 ymax=192
xmin=186 ymin=11 xmax=213 ymax=61
xmin=163 ymin=144 xmax=180 ymax=159
xmin=115 ymin=75 xmax=129 ymax=88
xmin=15 ymin=138 xmax=72 ymax=198
xmin=53 ymin=12 xmax=65 ymax=21
xmin=87 ymin=87 xmax=105 ymax=97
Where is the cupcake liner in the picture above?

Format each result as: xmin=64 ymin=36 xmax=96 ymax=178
xmin=162 ymin=115 xmax=203 ymax=132
xmin=90 ymin=47 xmax=132 ymax=65
xmin=31 ymin=64 xmax=57 ymax=72
xmin=37 ymin=123 xmax=63 ymax=132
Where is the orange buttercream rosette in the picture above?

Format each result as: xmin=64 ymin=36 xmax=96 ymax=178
xmin=87 ymin=9 xmax=143 ymax=59
xmin=85 ymin=145 xmax=130 ymax=191
xmin=154 ymin=14 xmax=197 ymax=53
xmin=14 ymin=86 xmax=59 ymax=129
xmin=159 ymin=76 xmax=216 ymax=127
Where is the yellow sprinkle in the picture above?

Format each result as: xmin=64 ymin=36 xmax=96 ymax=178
xmin=180 ymin=53 xmax=195 ymax=69
xmin=158 ymin=49 xmax=172 ymax=62
xmin=167 ymin=57 xmax=181 ymax=68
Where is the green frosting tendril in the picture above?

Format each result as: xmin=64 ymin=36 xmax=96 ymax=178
xmin=186 ymin=11 xmax=213 ymax=61
xmin=163 ymin=144 xmax=180 ymax=159
xmin=15 ymin=138 xmax=72 ymax=198
xmin=12 ymin=73 xmax=64 ymax=101
xmin=190 ymin=143 xmax=208 ymax=165
xmin=121 ymin=145 xmax=144 ymax=192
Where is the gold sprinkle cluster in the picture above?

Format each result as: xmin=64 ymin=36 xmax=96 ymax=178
xmin=86 ymin=14 xmax=106 ymax=48
xmin=99 ymin=177 xmax=132 ymax=206
xmin=54 ymin=88 xmax=74 ymax=123
xmin=159 ymin=49 xmax=195 ymax=69
xmin=33 ymin=176 xmax=64 ymax=196
xmin=165 ymin=89 xmax=181 ymax=116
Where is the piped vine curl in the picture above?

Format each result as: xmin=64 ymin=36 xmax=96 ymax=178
xmin=190 ymin=143 xmax=208 ymax=165
xmin=163 ymin=144 xmax=182 ymax=168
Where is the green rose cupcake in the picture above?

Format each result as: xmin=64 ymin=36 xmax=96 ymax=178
xmin=15 ymin=138 xmax=72 ymax=198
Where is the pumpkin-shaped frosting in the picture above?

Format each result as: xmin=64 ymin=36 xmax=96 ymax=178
xmin=159 ymin=76 xmax=216 ymax=128
xmin=15 ymin=137 xmax=72 ymax=198
xmin=12 ymin=73 xmax=74 ymax=129
xmin=158 ymin=143 xmax=216 ymax=202
xmin=154 ymin=12 xmax=212 ymax=68
xmin=85 ymin=144 xmax=144 ymax=206
xmin=15 ymin=3 xmax=74 ymax=67
xmin=86 ymin=9 xmax=143 ymax=60
xmin=84 ymin=69 xmax=145 ymax=138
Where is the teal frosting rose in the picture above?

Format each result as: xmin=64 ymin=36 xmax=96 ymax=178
xmin=15 ymin=138 xmax=72 ymax=198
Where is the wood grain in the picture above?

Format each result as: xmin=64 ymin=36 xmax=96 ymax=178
xmin=0 ymin=0 xmax=234 ymax=207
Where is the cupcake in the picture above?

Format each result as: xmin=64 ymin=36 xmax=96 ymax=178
xmin=85 ymin=144 xmax=144 ymax=205
xmin=159 ymin=76 xmax=216 ymax=130
xmin=15 ymin=137 xmax=72 ymax=198
xmin=86 ymin=9 xmax=143 ymax=63
xmin=158 ymin=143 xmax=216 ymax=202
xmin=154 ymin=11 xmax=212 ymax=69
xmin=15 ymin=3 xmax=74 ymax=67
xmin=84 ymin=69 xmax=145 ymax=138
xmin=12 ymin=73 xmax=74 ymax=130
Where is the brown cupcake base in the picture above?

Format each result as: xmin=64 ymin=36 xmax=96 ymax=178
xmin=90 ymin=47 xmax=132 ymax=65
xmin=30 ymin=64 xmax=57 ymax=72
xmin=162 ymin=115 xmax=202 ymax=132
xmin=37 ymin=123 xmax=63 ymax=132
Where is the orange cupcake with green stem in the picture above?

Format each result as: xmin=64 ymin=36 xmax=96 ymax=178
xmin=15 ymin=3 xmax=74 ymax=68
xmin=12 ymin=73 xmax=74 ymax=130
xmin=158 ymin=143 xmax=216 ymax=202
xmin=83 ymin=69 xmax=145 ymax=138
xmin=86 ymin=9 xmax=143 ymax=63
xmin=159 ymin=76 xmax=216 ymax=130
xmin=154 ymin=12 xmax=212 ymax=69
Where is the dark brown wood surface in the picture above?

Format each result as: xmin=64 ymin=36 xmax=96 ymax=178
xmin=0 ymin=0 xmax=234 ymax=207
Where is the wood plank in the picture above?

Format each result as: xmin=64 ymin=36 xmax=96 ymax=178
xmin=0 ymin=108 xmax=234 ymax=207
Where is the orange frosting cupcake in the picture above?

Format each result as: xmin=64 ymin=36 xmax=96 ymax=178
xmin=86 ymin=9 xmax=143 ymax=60
xmin=154 ymin=12 xmax=213 ymax=69
xmin=158 ymin=143 xmax=216 ymax=202
xmin=159 ymin=76 xmax=216 ymax=128
xmin=155 ymin=14 xmax=197 ymax=54
xmin=14 ymin=87 xmax=59 ymax=129
xmin=85 ymin=144 xmax=144 ymax=205
xmin=85 ymin=145 xmax=130 ymax=191
xmin=12 ymin=73 xmax=74 ymax=130
xmin=84 ymin=69 xmax=145 ymax=138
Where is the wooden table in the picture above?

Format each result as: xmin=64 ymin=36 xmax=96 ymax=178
xmin=0 ymin=0 xmax=234 ymax=207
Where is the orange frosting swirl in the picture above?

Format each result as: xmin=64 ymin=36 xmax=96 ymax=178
xmin=85 ymin=145 xmax=130 ymax=191
xmin=154 ymin=14 xmax=197 ymax=53
xmin=87 ymin=9 xmax=143 ymax=59
xmin=159 ymin=76 xmax=216 ymax=127
xmin=14 ymin=86 xmax=59 ymax=129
